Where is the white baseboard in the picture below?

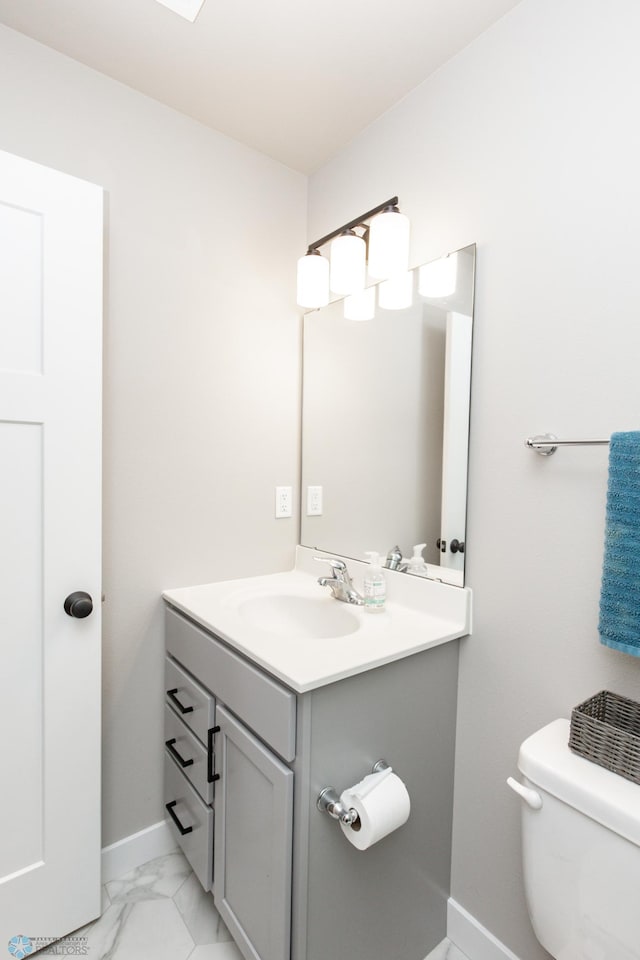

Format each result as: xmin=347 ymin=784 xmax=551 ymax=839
xmin=448 ymin=899 xmax=522 ymax=960
xmin=101 ymin=819 xmax=177 ymax=884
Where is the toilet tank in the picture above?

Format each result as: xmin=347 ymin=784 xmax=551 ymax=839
xmin=515 ymin=719 xmax=640 ymax=960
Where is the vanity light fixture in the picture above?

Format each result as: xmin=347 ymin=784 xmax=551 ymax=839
xmin=297 ymin=196 xmax=409 ymax=309
xmin=418 ymin=252 xmax=458 ymax=298
xmin=378 ymin=271 xmax=414 ymax=310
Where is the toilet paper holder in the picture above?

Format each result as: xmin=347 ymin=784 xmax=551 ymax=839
xmin=317 ymin=760 xmax=390 ymax=825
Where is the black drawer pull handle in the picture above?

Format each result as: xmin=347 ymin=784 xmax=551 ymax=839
xmin=165 ymin=738 xmax=194 ymax=768
xmin=165 ymin=800 xmax=193 ymax=836
xmin=167 ymin=688 xmax=194 ymax=714
xmin=208 ymin=725 xmax=221 ymax=784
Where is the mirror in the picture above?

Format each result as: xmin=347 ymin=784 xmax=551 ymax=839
xmin=300 ymin=243 xmax=475 ymax=586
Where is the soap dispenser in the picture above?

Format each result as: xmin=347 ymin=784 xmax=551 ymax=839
xmin=407 ymin=543 xmax=428 ymax=577
xmin=363 ymin=552 xmax=386 ymax=613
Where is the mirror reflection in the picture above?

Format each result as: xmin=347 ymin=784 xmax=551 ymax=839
xmin=300 ymin=243 xmax=475 ymax=586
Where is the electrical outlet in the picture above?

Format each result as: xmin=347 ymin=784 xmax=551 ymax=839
xmin=275 ymin=485 xmax=293 ymax=518
xmin=307 ymin=485 xmax=323 ymax=516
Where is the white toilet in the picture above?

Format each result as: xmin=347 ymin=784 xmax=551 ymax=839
xmin=508 ymin=718 xmax=640 ymax=960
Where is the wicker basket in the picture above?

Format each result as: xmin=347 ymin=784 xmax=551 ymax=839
xmin=569 ymin=690 xmax=640 ymax=785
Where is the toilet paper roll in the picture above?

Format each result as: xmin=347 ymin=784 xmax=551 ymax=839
xmin=339 ymin=767 xmax=410 ymax=851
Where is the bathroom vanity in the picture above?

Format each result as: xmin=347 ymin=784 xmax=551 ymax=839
xmin=162 ymin=549 xmax=471 ymax=960
xmin=162 ymin=241 xmax=476 ymax=960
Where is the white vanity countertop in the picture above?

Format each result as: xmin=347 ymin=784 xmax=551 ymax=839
xmin=163 ymin=547 xmax=472 ymax=693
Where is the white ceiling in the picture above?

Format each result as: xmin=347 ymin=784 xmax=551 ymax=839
xmin=0 ymin=0 xmax=522 ymax=173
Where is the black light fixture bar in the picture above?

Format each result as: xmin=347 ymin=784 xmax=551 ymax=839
xmin=307 ymin=196 xmax=399 ymax=254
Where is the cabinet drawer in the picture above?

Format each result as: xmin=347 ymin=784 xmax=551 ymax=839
xmin=165 ymin=655 xmax=216 ymax=746
xmin=164 ymin=753 xmax=214 ymax=892
xmin=164 ymin=704 xmax=214 ymax=805
xmin=165 ymin=606 xmax=296 ymax=762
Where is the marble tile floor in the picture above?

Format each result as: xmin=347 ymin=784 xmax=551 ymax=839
xmin=35 ymin=851 xmax=471 ymax=960
xmin=424 ymin=940 xmax=470 ymax=960
xmin=39 ymin=851 xmax=243 ymax=960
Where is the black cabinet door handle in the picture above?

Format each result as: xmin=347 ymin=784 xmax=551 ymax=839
xmin=207 ymin=725 xmax=221 ymax=784
xmin=167 ymin=688 xmax=194 ymax=714
xmin=165 ymin=738 xmax=194 ymax=768
xmin=165 ymin=800 xmax=193 ymax=836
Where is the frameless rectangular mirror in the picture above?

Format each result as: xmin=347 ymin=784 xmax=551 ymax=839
xmin=300 ymin=243 xmax=475 ymax=586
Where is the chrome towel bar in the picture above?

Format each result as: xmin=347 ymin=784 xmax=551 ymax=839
xmin=525 ymin=433 xmax=610 ymax=456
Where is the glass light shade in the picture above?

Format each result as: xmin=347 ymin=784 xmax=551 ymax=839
xmin=297 ymin=251 xmax=330 ymax=308
xmin=378 ymin=271 xmax=414 ymax=310
xmin=418 ymin=253 xmax=458 ymax=298
xmin=367 ymin=207 xmax=410 ymax=280
xmin=330 ymin=231 xmax=366 ymax=295
xmin=344 ymin=287 xmax=376 ymax=322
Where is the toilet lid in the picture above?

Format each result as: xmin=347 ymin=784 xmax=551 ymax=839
xmin=518 ymin=718 xmax=640 ymax=848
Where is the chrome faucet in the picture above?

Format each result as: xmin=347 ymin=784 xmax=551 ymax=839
xmin=314 ymin=557 xmax=364 ymax=605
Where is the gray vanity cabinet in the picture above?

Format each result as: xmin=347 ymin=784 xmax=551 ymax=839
xmin=164 ymin=603 xmax=459 ymax=960
xmin=214 ymin=705 xmax=293 ymax=960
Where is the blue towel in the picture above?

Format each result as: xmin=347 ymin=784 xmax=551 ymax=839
xmin=599 ymin=431 xmax=640 ymax=656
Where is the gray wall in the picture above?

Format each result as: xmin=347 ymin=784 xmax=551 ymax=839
xmin=308 ymin=0 xmax=640 ymax=956
xmin=0 ymin=24 xmax=306 ymax=847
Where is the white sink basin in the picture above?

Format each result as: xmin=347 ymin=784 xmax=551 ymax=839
xmin=237 ymin=593 xmax=360 ymax=640
xmin=163 ymin=551 xmax=471 ymax=691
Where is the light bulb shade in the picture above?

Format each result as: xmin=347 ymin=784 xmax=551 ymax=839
xmin=418 ymin=253 xmax=458 ymax=298
xmin=344 ymin=287 xmax=376 ymax=322
xmin=297 ymin=251 xmax=330 ymax=308
xmin=367 ymin=207 xmax=410 ymax=280
xmin=330 ymin=231 xmax=366 ymax=295
xmin=378 ymin=271 xmax=414 ymax=310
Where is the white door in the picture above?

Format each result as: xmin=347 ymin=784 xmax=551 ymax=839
xmin=440 ymin=311 xmax=472 ymax=586
xmin=0 ymin=150 xmax=102 ymax=950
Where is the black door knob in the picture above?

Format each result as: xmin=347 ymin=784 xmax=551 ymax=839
xmin=64 ymin=591 xmax=93 ymax=618
xmin=450 ymin=539 xmax=465 ymax=554
xmin=436 ymin=538 xmax=447 ymax=553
